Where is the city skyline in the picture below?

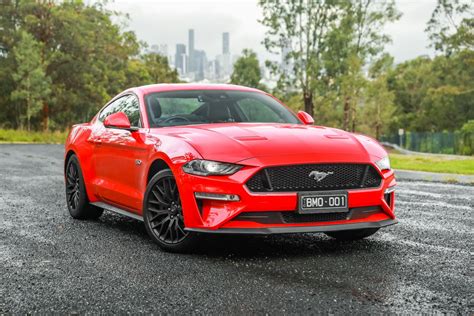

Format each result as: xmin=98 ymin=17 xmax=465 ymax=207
xmin=109 ymin=0 xmax=438 ymax=64
xmin=149 ymin=28 xmax=237 ymax=82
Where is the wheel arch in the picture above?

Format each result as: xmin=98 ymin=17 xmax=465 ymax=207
xmin=146 ymin=158 xmax=172 ymax=185
xmin=64 ymin=142 xmax=97 ymax=203
xmin=64 ymin=149 xmax=76 ymax=173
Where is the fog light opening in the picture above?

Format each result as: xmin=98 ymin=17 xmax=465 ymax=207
xmin=194 ymin=192 xmax=240 ymax=202
xmin=384 ymin=186 xmax=395 ymax=208
xmin=385 ymin=186 xmax=396 ymax=194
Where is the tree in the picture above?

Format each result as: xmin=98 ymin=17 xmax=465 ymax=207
xmin=230 ymin=49 xmax=262 ymax=88
xmin=142 ymin=53 xmax=180 ymax=84
xmin=10 ymin=31 xmax=51 ymax=131
xmin=259 ymin=0 xmax=400 ymax=128
xmin=460 ymin=120 xmax=474 ymax=155
xmin=323 ymin=0 xmax=400 ymax=131
xmin=339 ymin=56 xmax=366 ymax=132
xmin=424 ymin=50 xmax=474 ymax=131
xmin=387 ymin=50 xmax=474 ymax=132
xmin=125 ymin=58 xmax=153 ymax=88
xmin=387 ymin=57 xmax=435 ymax=132
xmin=43 ymin=1 xmax=142 ymax=126
xmin=259 ymin=0 xmax=341 ymax=117
xmin=360 ymin=54 xmax=395 ymax=138
xmin=426 ymin=0 xmax=474 ymax=54
xmin=0 ymin=0 xmax=138 ymax=127
xmin=0 ymin=1 xmax=181 ymax=129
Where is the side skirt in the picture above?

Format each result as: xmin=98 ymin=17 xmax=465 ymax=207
xmin=90 ymin=202 xmax=144 ymax=221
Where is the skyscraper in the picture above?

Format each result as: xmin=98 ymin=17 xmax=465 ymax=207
xmin=222 ymin=32 xmax=229 ymax=55
xmin=188 ymin=29 xmax=195 ymax=73
xmin=219 ymin=32 xmax=231 ymax=77
xmin=188 ymin=29 xmax=195 ymax=54
xmin=193 ymin=50 xmax=207 ymax=81
xmin=175 ymin=43 xmax=186 ymax=74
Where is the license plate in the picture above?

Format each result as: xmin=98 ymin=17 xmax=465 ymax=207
xmin=298 ymin=191 xmax=348 ymax=214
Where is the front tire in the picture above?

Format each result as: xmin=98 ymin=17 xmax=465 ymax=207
xmin=325 ymin=228 xmax=379 ymax=241
xmin=143 ymin=169 xmax=199 ymax=252
xmin=65 ymin=155 xmax=103 ymax=220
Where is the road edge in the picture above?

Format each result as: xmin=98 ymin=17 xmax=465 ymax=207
xmin=395 ymin=169 xmax=474 ymax=185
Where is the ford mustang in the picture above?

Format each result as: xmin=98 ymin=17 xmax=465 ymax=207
xmin=64 ymin=84 xmax=397 ymax=252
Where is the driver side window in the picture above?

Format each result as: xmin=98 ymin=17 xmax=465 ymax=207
xmin=99 ymin=95 xmax=141 ymax=127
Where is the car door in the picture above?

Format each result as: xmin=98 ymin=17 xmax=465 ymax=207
xmin=91 ymin=94 xmax=148 ymax=212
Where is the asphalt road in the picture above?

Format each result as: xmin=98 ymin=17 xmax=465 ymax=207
xmin=1 ymin=144 xmax=472 ymax=314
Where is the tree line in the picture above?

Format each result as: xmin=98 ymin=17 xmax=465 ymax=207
xmin=231 ymin=0 xmax=473 ymax=140
xmin=0 ymin=0 xmax=179 ymax=131
xmin=0 ymin=0 xmax=472 ymax=142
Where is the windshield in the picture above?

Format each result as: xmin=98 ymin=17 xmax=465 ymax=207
xmin=144 ymin=90 xmax=300 ymax=127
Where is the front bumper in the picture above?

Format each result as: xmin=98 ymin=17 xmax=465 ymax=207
xmin=176 ymin=158 xmax=397 ymax=234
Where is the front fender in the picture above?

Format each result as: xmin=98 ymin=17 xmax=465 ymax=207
xmin=143 ymin=135 xmax=204 ymax=223
xmin=64 ymin=124 xmax=98 ymax=202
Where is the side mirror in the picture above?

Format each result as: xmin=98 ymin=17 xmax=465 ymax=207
xmin=103 ymin=112 xmax=138 ymax=132
xmin=297 ymin=111 xmax=314 ymax=125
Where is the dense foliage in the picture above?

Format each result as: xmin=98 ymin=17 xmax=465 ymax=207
xmin=387 ymin=51 xmax=474 ymax=133
xmin=0 ymin=0 xmax=179 ymax=130
xmin=0 ymin=0 xmax=472 ymax=149
xmin=244 ymin=0 xmax=473 ymax=141
xmin=258 ymin=0 xmax=400 ymax=132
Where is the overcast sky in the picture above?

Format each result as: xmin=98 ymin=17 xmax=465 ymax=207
xmin=107 ymin=0 xmax=437 ymax=63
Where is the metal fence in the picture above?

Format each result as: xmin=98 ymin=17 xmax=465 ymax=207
xmin=380 ymin=131 xmax=474 ymax=155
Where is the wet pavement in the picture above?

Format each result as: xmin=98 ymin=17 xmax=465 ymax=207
xmin=1 ymin=144 xmax=472 ymax=314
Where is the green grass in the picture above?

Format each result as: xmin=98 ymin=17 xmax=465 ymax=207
xmin=390 ymin=153 xmax=474 ymax=175
xmin=0 ymin=129 xmax=68 ymax=144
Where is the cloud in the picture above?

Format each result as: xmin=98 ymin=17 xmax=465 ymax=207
xmin=385 ymin=0 xmax=437 ymax=63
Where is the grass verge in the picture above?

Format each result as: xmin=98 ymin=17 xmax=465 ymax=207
xmin=390 ymin=153 xmax=474 ymax=175
xmin=0 ymin=129 xmax=68 ymax=144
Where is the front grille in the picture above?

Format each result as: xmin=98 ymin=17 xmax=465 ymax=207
xmin=246 ymin=163 xmax=381 ymax=192
xmin=281 ymin=212 xmax=348 ymax=223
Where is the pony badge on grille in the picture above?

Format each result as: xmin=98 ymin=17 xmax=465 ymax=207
xmin=309 ymin=170 xmax=334 ymax=182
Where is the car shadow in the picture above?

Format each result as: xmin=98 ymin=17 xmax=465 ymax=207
xmin=92 ymin=211 xmax=391 ymax=260
xmin=194 ymin=233 xmax=390 ymax=258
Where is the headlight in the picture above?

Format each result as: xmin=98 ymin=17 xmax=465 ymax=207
xmin=375 ymin=156 xmax=391 ymax=171
xmin=182 ymin=159 xmax=242 ymax=176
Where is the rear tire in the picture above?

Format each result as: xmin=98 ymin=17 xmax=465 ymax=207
xmin=65 ymin=155 xmax=103 ymax=220
xmin=325 ymin=228 xmax=379 ymax=241
xmin=143 ymin=169 xmax=200 ymax=253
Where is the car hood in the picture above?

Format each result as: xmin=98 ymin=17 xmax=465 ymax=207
xmin=156 ymin=123 xmax=384 ymax=163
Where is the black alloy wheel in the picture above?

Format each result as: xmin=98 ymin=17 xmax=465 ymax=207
xmin=147 ymin=175 xmax=187 ymax=243
xmin=66 ymin=161 xmax=81 ymax=211
xmin=65 ymin=155 xmax=103 ymax=219
xmin=144 ymin=169 xmax=199 ymax=252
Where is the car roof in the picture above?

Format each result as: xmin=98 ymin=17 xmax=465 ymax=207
xmin=133 ymin=83 xmax=264 ymax=95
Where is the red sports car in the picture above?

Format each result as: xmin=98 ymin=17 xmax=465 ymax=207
xmin=64 ymin=84 xmax=396 ymax=252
